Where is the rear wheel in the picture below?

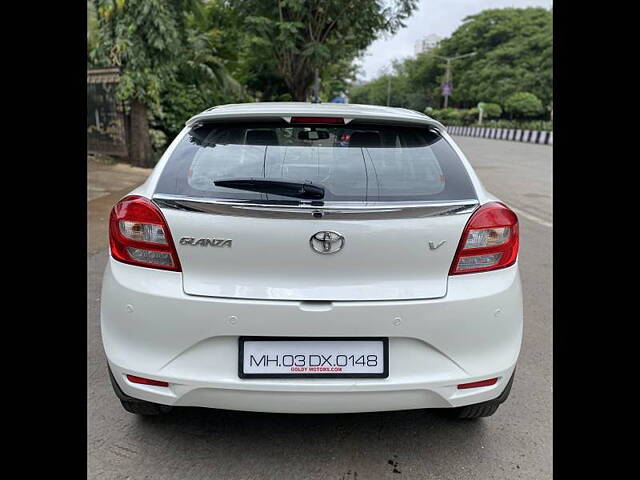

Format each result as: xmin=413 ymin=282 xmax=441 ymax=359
xmin=451 ymin=371 xmax=515 ymax=419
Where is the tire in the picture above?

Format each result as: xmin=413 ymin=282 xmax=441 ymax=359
xmin=451 ymin=370 xmax=515 ymax=419
xmin=108 ymin=366 xmax=172 ymax=416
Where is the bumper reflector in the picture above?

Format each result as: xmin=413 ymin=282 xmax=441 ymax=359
xmin=126 ymin=375 xmax=169 ymax=387
xmin=457 ymin=377 xmax=498 ymax=389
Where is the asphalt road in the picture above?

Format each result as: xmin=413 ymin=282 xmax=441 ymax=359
xmin=87 ymin=137 xmax=552 ymax=480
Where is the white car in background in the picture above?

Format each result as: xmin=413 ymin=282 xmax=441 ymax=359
xmin=102 ymin=102 xmax=522 ymax=419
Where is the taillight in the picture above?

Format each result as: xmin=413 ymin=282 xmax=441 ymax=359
xmin=449 ymin=202 xmax=519 ymax=275
xmin=108 ymin=195 xmax=181 ymax=271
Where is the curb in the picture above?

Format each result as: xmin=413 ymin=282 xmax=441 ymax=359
xmin=446 ymin=125 xmax=552 ymax=145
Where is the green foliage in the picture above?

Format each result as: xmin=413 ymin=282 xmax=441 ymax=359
xmin=350 ymin=75 xmax=399 ymax=107
xmin=464 ymin=108 xmax=480 ymax=124
xmin=426 ymin=107 xmax=482 ymax=126
xmin=156 ymin=0 xmax=252 ymax=139
xmin=392 ymin=52 xmax=442 ymax=110
xmin=486 ymin=119 xmax=551 ymax=131
xmin=321 ymin=59 xmax=360 ymax=100
xmin=234 ymin=0 xmax=419 ymax=100
xmin=351 ymin=7 xmax=552 ymax=112
xmin=481 ymin=103 xmax=502 ymax=118
xmin=438 ymin=8 xmax=552 ymax=107
xmin=88 ymin=0 xmax=421 ymax=139
xmin=90 ymin=0 xmax=190 ymax=106
xmin=149 ymin=129 xmax=168 ymax=151
xmin=88 ymin=0 xmax=552 ymax=151
xmin=443 ymin=117 xmax=552 ymax=131
xmin=425 ymin=104 xmax=550 ymax=130
xmin=503 ymin=92 xmax=544 ymax=119
xmin=90 ymin=0 xmax=252 ymax=144
xmin=428 ymin=108 xmax=464 ymax=123
xmin=157 ymin=82 xmax=210 ymax=138
xmin=349 ymin=59 xmax=421 ymax=109
xmin=87 ymin=1 xmax=98 ymax=58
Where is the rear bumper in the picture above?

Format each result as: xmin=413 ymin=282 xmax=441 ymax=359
xmin=101 ymin=259 xmax=523 ymax=413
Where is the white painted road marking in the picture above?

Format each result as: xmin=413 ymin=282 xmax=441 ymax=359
xmin=511 ymin=206 xmax=553 ymax=228
xmin=485 ymin=190 xmax=552 ymax=228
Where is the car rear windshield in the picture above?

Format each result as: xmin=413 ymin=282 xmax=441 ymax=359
xmin=154 ymin=121 xmax=477 ymax=203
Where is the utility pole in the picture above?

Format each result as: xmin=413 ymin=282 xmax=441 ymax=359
xmin=443 ymin=58 xmax=451 ymax=108
xmin=436 ymin=51 xmax=476 ymax=108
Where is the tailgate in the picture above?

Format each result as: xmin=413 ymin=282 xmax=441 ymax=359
xmin=159 ymin=205 xmax=473 ymax=301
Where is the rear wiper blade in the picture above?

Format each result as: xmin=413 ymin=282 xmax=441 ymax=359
xmin=213 ymin=178 xmax=325 ymax=200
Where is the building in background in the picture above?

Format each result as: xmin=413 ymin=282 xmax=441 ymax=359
xmin=414 ymin=34 xmax=442 ymax=55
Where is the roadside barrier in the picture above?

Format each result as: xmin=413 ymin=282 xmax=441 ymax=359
xmin=446 ymin=125 xmax=552 ymax=145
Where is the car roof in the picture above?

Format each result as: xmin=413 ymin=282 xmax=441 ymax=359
xmin=186 ymin=102 xmax=444 ymax=129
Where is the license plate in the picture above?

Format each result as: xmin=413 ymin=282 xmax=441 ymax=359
xmin=238 ymin=337 xmax=389 ymax=378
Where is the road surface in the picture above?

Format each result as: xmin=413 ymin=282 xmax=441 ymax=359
xmin=87 ymin=137 xmax=552 ymax=479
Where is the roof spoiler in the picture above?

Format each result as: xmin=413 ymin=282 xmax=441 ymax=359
xmin=184 ymin=104 xmax=445 ymax=130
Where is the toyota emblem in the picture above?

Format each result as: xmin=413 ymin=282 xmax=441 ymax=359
xmin=310 ymin=231 xmax=345 ymax=254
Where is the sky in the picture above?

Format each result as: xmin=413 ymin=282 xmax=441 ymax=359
xmin=356 ymin=0 xmax=553 ymax=81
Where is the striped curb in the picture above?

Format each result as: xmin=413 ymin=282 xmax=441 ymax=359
xmin=446 ymin=125 xmax=552 ymax=145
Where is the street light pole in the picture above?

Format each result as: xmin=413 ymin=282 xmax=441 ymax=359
xmin=443 ymin=58 xmax=451 ymax=108
xmin=436 ymin=51 xmax=476 ymax=109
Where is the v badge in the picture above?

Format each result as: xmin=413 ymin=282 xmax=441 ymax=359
xmin=429 ymin=240 xmax=446 ymax=250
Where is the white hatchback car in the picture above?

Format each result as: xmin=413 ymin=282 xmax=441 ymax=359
xmin=101 ymin=102 xmax=522 ymax=419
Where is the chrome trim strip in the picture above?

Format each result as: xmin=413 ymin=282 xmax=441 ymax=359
xmin=153 ymin=194 xmax=479 ymax=219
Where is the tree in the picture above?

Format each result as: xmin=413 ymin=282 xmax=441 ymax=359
xmin=87 ymin=1 xmax=98 ymax=57
xmin=321 ymin=58 xmax=360 ymax=101
xmin=157 ymin=0 xmax=250 ymax=139
xmin=352 ymin=7 xmax=552 ymax=112
xmin=435 ymin=8 xmax=552 ymax=108
xmin=394 ymin=51 xmax=443 ymax=110
xmin=482 ymin=103 xmax=502 ymax=118
xmin=350 ymin=75 xmax=402 ymax=106
xmin=426 ymin=107 xmax=464 ymax=124
xmin=504 ymin=92 xmax=544 ymax=119
xmin=349 ymin=60 xmax=418 ymax=108
xmin=234 ymin=0 xmax=418 ymax=101
xmin=90 ymin=0 xmax=201 ymax=167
